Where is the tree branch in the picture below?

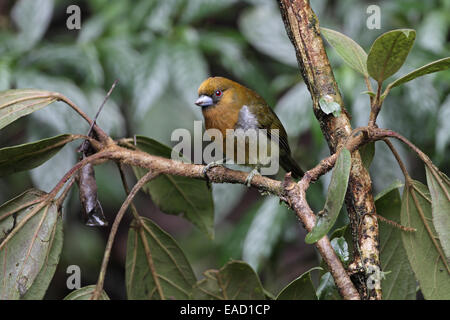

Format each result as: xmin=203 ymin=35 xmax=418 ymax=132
xmin=277 ymin=0 xmax=381 ymax=299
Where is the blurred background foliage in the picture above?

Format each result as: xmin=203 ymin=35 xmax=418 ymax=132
xmin=0 ymin=0 xmax=448 ymax=299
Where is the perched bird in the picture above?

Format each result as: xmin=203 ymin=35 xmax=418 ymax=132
xmin=195 ymin=76 xmax=304 ymax=185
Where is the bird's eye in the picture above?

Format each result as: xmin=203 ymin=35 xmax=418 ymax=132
xmin=215 ymin=90 xmax=222 ymax=97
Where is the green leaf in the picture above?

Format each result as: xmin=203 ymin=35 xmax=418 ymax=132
xmin=0 ymin=89 xmax=59 ymax=130
xmin=401 ymin=180 xmax=450 ymax=299
xmin=375 ymin=183 xmax=416 ymax=300
xmin=63 ymin=285 xmax=110 ymax=300
xmin=374 ymin=179 xmax=404 ymax=201
xmin=319 ymin=96 xmax=341 ymax=117
xmin=0 ymin=134 xmax=79 ymax=177
xmin=21 ymin=216 xmax=63 ymax=299
xmin=276 ymin=83 xmax=312 ymax=137
xmin=191 ymin=261 xmax=265 ymax=300
xmin=133 ymin=43 xmax=170 ymax=120
xmin=316 ymin=272 xmax=341 ymax=300
xmin=321 ymin=27 xmax=368 ymax=76
xmin=264 ymin=288 xmax=275 ymax=300
xmin=388 ymin=57 xmax=450 ymax=89
xmin=360 ymin=142 xmax=375 ymax=170
xmin=170 ymin=41 xmax=208 ymax=110
xmin=238 ymin=4 xmax=297 ymax=67
xmin=0 ymin=60 xmax=11 ymax=91
xmin=11 ymin=0 xmax=54 ymax=51
xmin=425 ymin=167 xmax=450 ymax=261
xmin=367 ymin=29 xmax=416 ymax=83
xmin=318 ymin=225 xmax=353 ymax=278
xmin=133 ymin=136 xmax=214 ymax=238
xmin=436 ymin=96 xmax=450 ymax=156
xmin=145 ymin=0 xmax=180 ymax=33
xmin=0 ymin=189 xmax=60 ymax=299
xmin=181 ymin=0 xmax=238 ymax=24
xmin=23 ymin=44 xmax=104 ymax=86
xmin=305 ymin=148 xmax=351 ymax=244
xmin=330 ymin=237 xmax=349 ymax=265
xmin=126 ymin=217 xmax=196 ymax=300
xmin=242 ymin=197 xmax=288 ymax=271
xmin=276 ymin=267 xmax=321 ymax=300
xmin=361 ymin=90 xmax=376 ymax=97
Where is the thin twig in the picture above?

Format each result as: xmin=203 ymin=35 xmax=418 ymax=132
xmin=91 ymin=170 xmax=160 ymax=300
xmin=55 ymin=93 xmax=109 ymax=142
xmin=383 ymin=139 xmax=411 ymax=182
xmin=87 ymin=80 xmax=118 ymax=138
xmin=375 ymin=214 xmax=415 ymax=232
xmin=116 ymin=162 xmax=142 ymax=222
xmin=55 ymin=177 xmax=76 ymax=208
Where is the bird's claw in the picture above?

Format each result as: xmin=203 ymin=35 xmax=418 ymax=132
xmin=245 ymin=168 xmax=261 ymax=187
xmin=203 ymin=160 xmax=225 ymax=189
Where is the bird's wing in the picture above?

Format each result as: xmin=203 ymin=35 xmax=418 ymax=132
xmin=263 ymin=107 xmax=292 ymax=156
xmin=235 ymin=104 xmax=291 ymax=156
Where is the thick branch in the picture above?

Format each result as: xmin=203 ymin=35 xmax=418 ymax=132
xmin=278 ymin=0 xmax=381 ymax=299
xmin=283 ymin=174 xmax=360 ymax=300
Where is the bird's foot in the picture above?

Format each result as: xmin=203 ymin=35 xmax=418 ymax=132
xmin=245 ymin=167 xmax=261 ymax=187
xmin=203 ymin=159 xmax=226 ymax=188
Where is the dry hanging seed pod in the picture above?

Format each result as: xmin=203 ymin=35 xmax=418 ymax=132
xmin=76 ymin=161 xmax=108 ymax=227
xmin=75 ymin=80 xmax=118 ymax=227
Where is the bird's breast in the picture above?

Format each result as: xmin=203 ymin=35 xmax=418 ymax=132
xmin=202 ymin=105 xmax=239 ymax=139
xmin=202 ymin=105 xmax=278 ymax=166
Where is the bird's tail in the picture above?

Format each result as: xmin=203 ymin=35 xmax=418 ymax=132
xmin=280 ymin=153 xmax=304 ymax=179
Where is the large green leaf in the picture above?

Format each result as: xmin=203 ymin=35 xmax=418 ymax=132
xmin=170 ymin=41 xmax=208 ymax=111
xmin=305 ymin=148 xmax=351 ymax=244
xmin=22 ymin=216 xmax=63 ymax=300
xmin=238 ymin=4 xmax=297 ymax=67
xmin=11 ymin=0 xmax=54 ymax=51
xmin=401 ymin=181 xmax=450 ymax=299
xmin=191 ymin=261 xmax=265 ymax=300
xmin=375 ymin=182 xmax=416 ymax=300
xmin=426 ymin=167 xmax=450 ymax=261
xmin=23 ymin=44 xmax=104 ymax=86
xmin=388 ymin=57 xmax=450 ymax=89
xmin=0 ymin=134 xmax=79 ymax=177
xmin=321 ymin=27 xmax=368 ymax=76
xmin=242 ymin=197 xmax=288 ymax=271
xmin=316 ymin=272 xmax=341 ymax=300
xmin=0 ymin=89 xmax=58 ymax=130
xmin=133 ymin=43 xmax=170 ymax=120
xmin=275 ymin=83 xmax=312 ymax=137
xmin=367 ymin=29 xmax=416 ymax=83
xmin=63 ymin=285 xmax=109 ymax=300
xmin=0 ymin=189 xmax=60 ymax=299
xmin=276 ymin=267 xmax=321 ymax=300
xmin=133 ymin=136 xmax=214 ymax=238
xmin=126 ymin=217 xmax=196 ymax=300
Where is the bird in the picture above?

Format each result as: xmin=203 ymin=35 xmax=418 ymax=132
xmin=195 ymin=76 xmax=304 ymax=185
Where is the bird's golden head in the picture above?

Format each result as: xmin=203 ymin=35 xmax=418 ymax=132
xmin=195 ymin=76 xmax=243 ymax=109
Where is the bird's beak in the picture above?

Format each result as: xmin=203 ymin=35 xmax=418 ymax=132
xmin=195 ymin=95 xmax=213 ymax=107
